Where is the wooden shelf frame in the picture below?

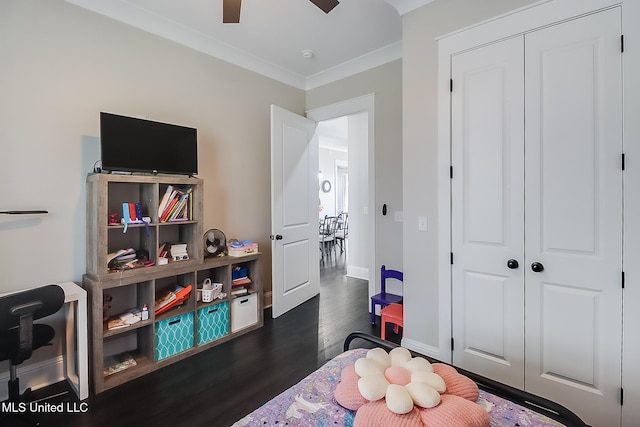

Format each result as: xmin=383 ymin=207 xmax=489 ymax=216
xmin=84 ymin=174 xmax=263 ymax=394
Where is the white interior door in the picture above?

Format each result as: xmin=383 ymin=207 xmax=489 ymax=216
xmin=524 ymin=9 xmax=622 ymax=426
xmin=270 ymin=104 xmax=320 ymax=318
xmin=451 ymin=36 xmax=525 ymax=388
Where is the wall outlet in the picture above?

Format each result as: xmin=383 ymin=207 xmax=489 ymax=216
xmin=418 ymin=216 xmax=428 ymax=231
xmin=394 ymin=211 xmax=403 ymax=222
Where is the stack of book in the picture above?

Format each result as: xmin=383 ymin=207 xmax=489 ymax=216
xmin=157 ymin=185 xmax=193 ymax=223
xmin=231 ymin=266 xmax=251 ymax=297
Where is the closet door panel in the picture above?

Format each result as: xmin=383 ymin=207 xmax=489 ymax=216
xmin=540 ymin=283 xmax=598 ymax=384
xmin=524 ymin=9 xmax=622 ymax=427
xmin=451 ymin=36 xmax=525 ymax=388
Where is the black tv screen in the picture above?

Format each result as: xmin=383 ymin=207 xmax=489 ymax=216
xmin=100 ymin=112 xmax=198 ymax=175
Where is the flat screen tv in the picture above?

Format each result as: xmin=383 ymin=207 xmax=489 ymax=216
xmin=100 ymin=112 xmax=198 ymax=176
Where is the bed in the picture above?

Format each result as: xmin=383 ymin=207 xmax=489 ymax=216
xmin=232 ymin=332 xmax=587 ymax=427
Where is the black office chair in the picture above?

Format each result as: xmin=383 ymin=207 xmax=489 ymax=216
xmin=0 ymin=284 xmax=65 ymax=415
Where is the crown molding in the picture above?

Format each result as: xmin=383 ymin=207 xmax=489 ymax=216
xmin=383 ymin=0 xmax=435 ymax=15
xmin=66 ymin=0 xmax=307 ymax=89
xmin=66 ymin=0 xmax=402 ymax=90
xmin=305 ymin=41 xmax=402 ymax=90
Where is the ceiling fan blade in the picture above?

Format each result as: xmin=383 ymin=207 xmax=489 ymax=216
xmin=223 ymin=0 xmax=241 ymax=23
xmin=309 ymin=0 xmax=339 ymax=14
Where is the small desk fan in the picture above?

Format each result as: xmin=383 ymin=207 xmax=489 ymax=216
xmin=204 ymin=229 xmax=227 ymax=257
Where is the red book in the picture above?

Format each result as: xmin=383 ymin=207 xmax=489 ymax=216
xmin=160 ymin=198 xmax=179 ymax=222
xmin=129 ymin=203 xmax=137 ymax=221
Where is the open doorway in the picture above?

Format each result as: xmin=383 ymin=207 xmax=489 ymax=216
xmin=307 ymin=94 xmax=375 ymax=301
xmin=308 ymin=95 xmax=376 ymax=353
xmin=318 ymin=117 xmax=349 ymax=270
xmin=316 ymin=110 xmax=369 ymax=282
xmin=316 ymin=112 xmax=371 ymax=340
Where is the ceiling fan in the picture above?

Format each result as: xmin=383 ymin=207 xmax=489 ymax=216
xmin=223 ymin=0 xmax=340 ymax=23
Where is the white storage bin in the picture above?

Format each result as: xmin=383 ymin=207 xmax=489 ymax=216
xmin=231 ymin=293 xmax=258 ymax=332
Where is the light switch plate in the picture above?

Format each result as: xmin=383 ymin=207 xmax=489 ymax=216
xmin=418 ymin=216 xmax=428 ymax=231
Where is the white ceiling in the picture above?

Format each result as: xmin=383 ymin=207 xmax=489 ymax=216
xmin=65 ymin=0 xmax=433 ymax=90
xmin=318 ymin=116 xmax=348 ymax=152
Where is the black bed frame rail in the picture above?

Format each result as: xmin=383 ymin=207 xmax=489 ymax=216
xmin=344 ymin=332 xmax=589 ymax=427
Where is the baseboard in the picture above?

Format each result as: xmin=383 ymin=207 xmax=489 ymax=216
xmin=346 ymin=265 xmax=369 ymax=280
xmin=0 ymin=356 xmax=66 ymax=401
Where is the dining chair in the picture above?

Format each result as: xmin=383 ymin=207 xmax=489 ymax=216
xmin=335 ymin=212 xmax=348 ymax=253
xmin=319 ymin=215 xmax=339 ymax=259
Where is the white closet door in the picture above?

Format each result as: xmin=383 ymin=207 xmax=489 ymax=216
xmin=524 ymin=9 xmax=622 ymax=427
xmin=451 ymin=36 xmax=525 ymax=388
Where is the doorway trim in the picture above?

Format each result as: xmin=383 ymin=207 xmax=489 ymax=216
xmin=307 ymin=93 xmax=376 ymax=298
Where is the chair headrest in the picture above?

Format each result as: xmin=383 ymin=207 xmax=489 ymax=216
xmin=0 ymin=284 xmax=65 ymax=328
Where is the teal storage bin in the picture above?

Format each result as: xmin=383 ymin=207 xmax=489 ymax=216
xmin=197 ymin=302 xmax=229 ymax=345
xmin=155 ymin=312 xmax=194 ymax=361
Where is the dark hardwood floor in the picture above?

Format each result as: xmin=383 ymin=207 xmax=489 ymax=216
xmin=32 ymin=251 xmax=400 ymax=427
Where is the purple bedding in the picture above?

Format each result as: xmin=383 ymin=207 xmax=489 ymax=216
xmin=233 ymin=349 xmax=565 ymax=427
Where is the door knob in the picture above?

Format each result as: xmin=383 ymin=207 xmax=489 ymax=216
xmin=531 ymin=262 xmax=544 ymax=273
xmin=507 ymin=259 xmax=519 ymax=269
xmin=270 ymin=234 xmax=283 ymax=240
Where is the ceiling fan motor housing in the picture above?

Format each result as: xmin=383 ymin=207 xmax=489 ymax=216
xmin=223 ymin=0 xmax=339 ymax=24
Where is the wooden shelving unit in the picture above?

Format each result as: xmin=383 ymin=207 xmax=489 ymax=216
xmin=83 ymin=174 xmax=263 ymax=394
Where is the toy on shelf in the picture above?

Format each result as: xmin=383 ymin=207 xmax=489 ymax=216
xmin=228 ymin=239 xmax=258 ymax=257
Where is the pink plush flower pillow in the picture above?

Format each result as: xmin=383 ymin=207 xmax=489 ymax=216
xmin=334 ymin=347 xmax=490 ymax=427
